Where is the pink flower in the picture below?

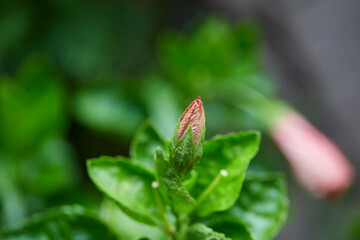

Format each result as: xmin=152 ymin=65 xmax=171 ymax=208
xmin=271 ymin=111 xmax=354 ymax=198
xmin=177 ymin=96 xmax=205 ymax=145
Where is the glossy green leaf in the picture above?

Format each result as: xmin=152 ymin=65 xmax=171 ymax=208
xmin=0 ymin=205 xmax=117 ymax=240
xmin=87 ymin=156 xmax=161 ymax=225
xmin=101 ymin=198 xmax=168 ymax=240
xmin=227 ymin=172 xmax=289 ymax=240
xmin=191 ymin=131 xmax=260 ymax=217
xmin=155 ymin=149 xmax=195 ymax=212
xmin=130 ymin=121 xmax=166 ymax=172
xmin=209 ymin=216 xmax=254 ymax=240
xmin=185 ymin=223 xmax=230 ymax=240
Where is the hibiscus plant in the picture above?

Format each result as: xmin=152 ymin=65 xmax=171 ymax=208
xmin=1 ymin=97 xmax=288 ymax=240
xmin=88 ymin=97 xmax=289 ymax=240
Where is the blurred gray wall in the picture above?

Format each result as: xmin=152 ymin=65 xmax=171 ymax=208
xmin=204 ymin=0 xmax=360 ymax=239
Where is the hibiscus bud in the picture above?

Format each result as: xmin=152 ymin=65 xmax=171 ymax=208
xmin=271 ymin=111 xmax=354 ymax=198
xmin=177 ymin=96 xmax=205 ymax=145
xmin=170 ymin=97 xmax=206 ymax=178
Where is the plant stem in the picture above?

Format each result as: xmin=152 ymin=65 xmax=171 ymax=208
xmin=191 ymin=169 xmax=228 ymax=212
xmin=176 ymin=213 xmax=189 ymax=240
xmin=152 ymin=181 xmax=175 ymax=239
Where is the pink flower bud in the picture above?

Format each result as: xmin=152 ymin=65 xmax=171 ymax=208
xmin=271 ymin=111 xmax=354 ymax=198
xmin=177 ymin=96 xmax=205 ymax=145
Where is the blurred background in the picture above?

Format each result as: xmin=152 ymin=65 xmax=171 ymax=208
xmin=0 ymin=0 xmax=359 ymax=239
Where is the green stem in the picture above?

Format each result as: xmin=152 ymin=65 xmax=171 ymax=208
xmin=190 ymin=169 xmax=228 ymax=212
xmin=177 ymin=213 xmax=189 ymax=240
xmin=152 ymin=181 xmax=175 ymax=239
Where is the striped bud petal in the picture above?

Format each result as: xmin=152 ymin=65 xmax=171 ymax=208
xmin=177 ymin=96 xmax=205 ymax=145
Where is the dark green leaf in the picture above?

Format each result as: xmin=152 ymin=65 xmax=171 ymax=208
xmin=101 ymin=198 xmax=168 ymax=240
xmin=0 ymin=205 xmax=117 ymax=240
xmin=209 ymin=216 xmax=254 ymax=240
xmin=191 ymin=131 xmax=260 ymax=217
xmin=130 ymin=121 xmax=166 ymax=172
xmin=87 ymin=156 xmax=161 ymax=225
xmin=155 ymin=149 xmax=195 ymax=212
xmin=227 ymin=172 xmax=288 ymax=240
xmin=185 ymin=223 xmax=230 ymax=240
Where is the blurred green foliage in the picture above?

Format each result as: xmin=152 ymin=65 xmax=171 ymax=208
xmin=0 ymin=57 xmax=78 ymax=225
xmin=0 ymin=0 xmax=162 ymax=78
xmin=73 ymin=86 xmax=145 ymax=138
xmin=0 ymin=0 xmax=166 ymax=228
xmin=0 ymin=3 xmax=288 ymax=229
xmin=70 ymin=17 xmax=278 ymax=142
xmin=0 ymin=205 xmax=117 ymax=239
xmin=158 ymin=18 xmax=269 ymax=95
xmin=0 ymin=0 xmax=357 ymax=238
xmin=0 ymin=1 xmax=294 ymax=239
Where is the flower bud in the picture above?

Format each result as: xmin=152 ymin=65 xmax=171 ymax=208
xmin=271 ymin=111 xmax=354 ymax=198
xmin=170 ymin=97 xmax=205 ymax=177
xmin=177 ymin=96 xmax=205 ymax=145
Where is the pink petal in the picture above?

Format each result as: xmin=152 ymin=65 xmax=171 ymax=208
xmin=177 ymin=96 xmax=205 ymax=145
xmin=271 ymin=111 xmax=354 ymax=198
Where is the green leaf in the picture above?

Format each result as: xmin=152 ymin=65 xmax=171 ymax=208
xmin=191 ymin=131 xmax=260 ymax=217
xmin=209 ymin=216 xmax=254 ymax=240
xmin=227 ymin=172 xmax=289 ymax=240
xmin=130 ymin=121 xmax=166 ymax=172
xmin=185 ymin=223 xmax=230 ymax=240
xmin=101 ymin=198 xmax=168 ymax=240
xmin=0 ymin=205 xmax=117 ymax=240
xmin=87 ymin=156 xmax=161 ymax=225
xmin=73 ymin=87 xmax=145 ymax=138
xmin=155 ymin=149 xmax=195 ymax=212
